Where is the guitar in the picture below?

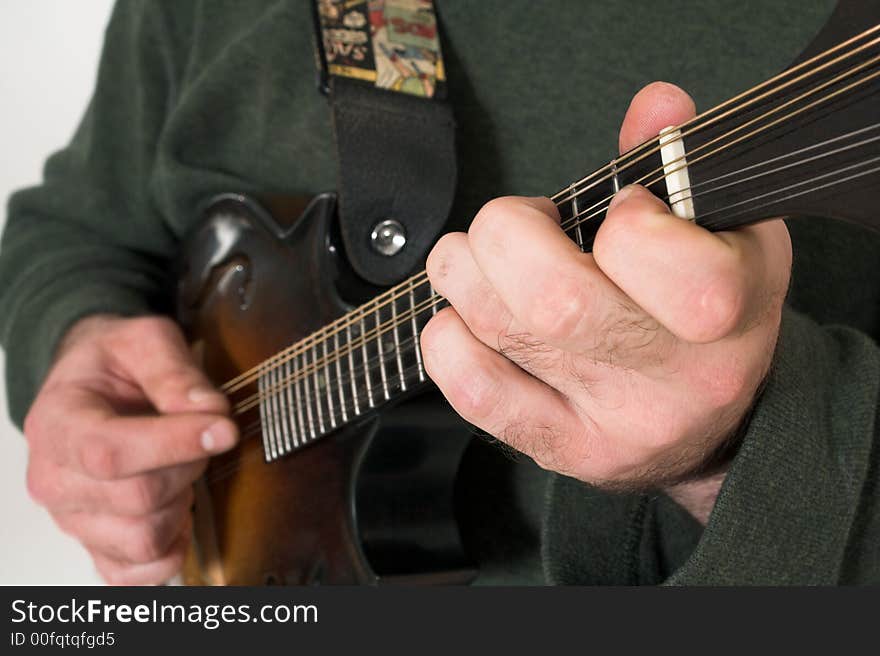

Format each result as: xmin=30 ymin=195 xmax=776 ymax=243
xmin=177 ymin=9 xmax=880 ymax=585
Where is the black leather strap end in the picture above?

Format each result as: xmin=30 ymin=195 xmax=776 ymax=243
xmin=330 ymin=78 xmax=457 ymax=286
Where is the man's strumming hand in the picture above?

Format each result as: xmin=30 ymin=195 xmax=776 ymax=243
xmin=23 ymin=315 xmax=238 ymax=584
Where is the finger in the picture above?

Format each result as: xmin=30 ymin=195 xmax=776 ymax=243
xmin=427 ymin=231 xmax=615 ymax=398
xmin=92 ymin=530 xmax=189 ymax=586
xmin=618 ymin=81 xmax=696 ymax=153
xmin=426 ymin=232 xmax=515 ymax=346
xmin=106 ymin=317 xmax=229 ymax=415
xmin=467 ymin=196 xmax=637 ymax=351
xmin=421 ymin=307 xmax=589 ymax=475
xmin=28 ymin=456 xmax=206 ymax=517
xmin=594 ymin=185 xmax=792 ymax=343
xmin=34 ymin=385 xmax=237 ymax=479
xmin=54 ymin=489 xmax=193 ymax=565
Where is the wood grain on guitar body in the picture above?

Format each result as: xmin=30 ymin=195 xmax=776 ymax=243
xmin=176 ymin=6 xmax=880 ymax=586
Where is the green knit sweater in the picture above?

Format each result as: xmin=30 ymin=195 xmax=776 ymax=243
xmin=2 ymin=0 xmax=878 ymax=584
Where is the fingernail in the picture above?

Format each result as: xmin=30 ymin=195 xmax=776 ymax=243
xmin=608 ymin=184 xmax=638 ymax=211
xmin=201 ymin=420 xmax=237 ymax=453
xmin=188 ymin=387 xmax=217 ymax=405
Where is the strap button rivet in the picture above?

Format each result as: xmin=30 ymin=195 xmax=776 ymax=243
xmin=370 ymin=219 xmax=407 ymax=256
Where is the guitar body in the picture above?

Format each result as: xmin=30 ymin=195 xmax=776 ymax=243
xmin=176 ymin=193 xmax=476 ymax=585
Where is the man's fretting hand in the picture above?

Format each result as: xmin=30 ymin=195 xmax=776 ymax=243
xmin=23 ymin=315 xmax=238 ymax=584
xmin=422 ymin=82 xmax=791 ymax=519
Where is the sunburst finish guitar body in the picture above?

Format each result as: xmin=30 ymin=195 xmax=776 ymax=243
xmin=177 ymin=194 xmax=476 ymax=584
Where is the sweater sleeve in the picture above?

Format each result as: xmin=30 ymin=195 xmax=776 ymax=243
xmin=541 ymin=306 xmax=880 ymax=585
xmin=0 ymin=1 xmax=186 ymax=427
xmin=666 ymin=306 xmax=880 ymax=584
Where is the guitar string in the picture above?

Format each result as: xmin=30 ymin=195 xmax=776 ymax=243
xmin=231 ymin=154 xmax=880 ymax=435
xmin=694 ymin=160 xmax=880 ymax=228
xmin=664 ymin=122 xmax=880 ymax=198
xmin=229 ymin=97 xmax=880 ymax=415
xmin=548 ymin=23 xmax=880 ymax=203
xmin=557 ymin=55 xmax=880 ymax=232
xmin=218 ymin=30 xmax=880 ymax=396
xmin=551 ymin=31 xmax=880 ymax=209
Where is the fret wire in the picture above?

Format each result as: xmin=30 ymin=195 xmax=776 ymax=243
xmin=311 ymin=343 xmax=326 ymax=434
xmin=284 ymin=355 xmax=300 ymax=448
xmin=410 ymin=278 xmax=426 ymax=383
xmin=323 ymin=337 xmax=337 ymax=429
xmin=276 ymin=357 xmax=293 ymax=454
xmin=347 ymin=323 xmax=361 ymax=415
xmin=333 ymin=330 xmax=348 ymax=423
xmin=257 ymin=369 xmax=275 ymax=461
xmin=291 ymin=353 xmax=306 ymax=443
xmin=391 ymin=289 xmax=407 ymax=392
xmin=301 ymin=351 xmax=316 ymax=439
xmin=569 ymin=182 xmax=584 ymax=251
xmin=360 ymin=313 xmax=375 ymax=408
xmin=375 ymin=305 xmax=391 ymax=401
xmin=429 ymin=284 xmax=439 ymax=316
xmin=267 ymin=364 xmax=282 ymax=459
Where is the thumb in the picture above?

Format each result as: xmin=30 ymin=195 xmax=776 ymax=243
xmin=618 ymin=81 xmax=696 ymax=154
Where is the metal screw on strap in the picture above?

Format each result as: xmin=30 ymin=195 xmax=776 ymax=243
xmin=370 ymin=219 xmax=407 ymax=256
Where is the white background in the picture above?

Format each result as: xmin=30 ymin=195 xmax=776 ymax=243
xmin=0 ymin=0 xmax=115 ymax=584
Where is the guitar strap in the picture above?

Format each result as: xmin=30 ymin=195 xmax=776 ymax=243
xmin=312 ymin=0 xmax=457 ymax=286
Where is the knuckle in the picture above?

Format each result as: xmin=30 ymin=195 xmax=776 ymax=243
xmin=96 ymin=562 xmax=124 ymax=586
xmin=155 ymin=550 xmax=186 ymax=584
xmin=113 ymin=316 xmax=179 ymax=353
xmin=152 ymin=365 xmax=198 ymax=393
xmin=127 ymin=523 xmax=167 ymax=564
xmin=25 ymin=462 xmax=51 ymax=506
xmin=528 ymin=278 xmax=590 ymax=342
xmin=470 ymin=304 xmax=507 ymax=342
xmin=80 ymin=441 xmax=122 ymax=480
xmin=687 ymin=276 xmax=746 ymax=343
xmin=130 ymin=315 xmax=176 ymax=337
xmin=123 ymin=476 xmax=165 ymax=515
xmin=22 ymin=404 xmax=47 ymax=448
xmin=51 ymin=512 xmax=78 ymax=537
xmin=453 ymin=367 xmax=503 ymax=423
xmin=420 ymin=308 xmax=456 ymax=369
xmin=469 ymin=197 xmax=514 ymax=244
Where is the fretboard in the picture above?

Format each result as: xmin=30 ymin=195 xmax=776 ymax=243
xmin=253 ymin=274 xmax=446 ymax=461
